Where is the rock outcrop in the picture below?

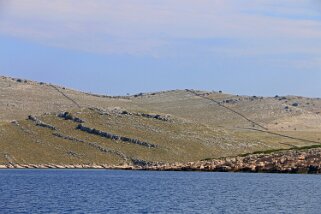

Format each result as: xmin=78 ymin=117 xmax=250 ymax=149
xmin=76 ymin=124 xmax=157 ymax=148
xmin=28 ymin=115 xmax=56 ymax=130
xmin=58 ymin=112 xmax=85 ymax=123
xmin=142 ymin=148 xmax=321 ymax=173
xmin=89 ymin=107 xmax=171 ymax=122
xmin=139 ymin=113 xmax=170 ymax=121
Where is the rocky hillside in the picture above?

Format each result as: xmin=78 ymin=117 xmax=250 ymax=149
xmin=1 ymin=76 xmax=321 ymax=167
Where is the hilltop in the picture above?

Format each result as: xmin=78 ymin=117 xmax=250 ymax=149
xmin=1 ymin=76 xmax=321 ymax=167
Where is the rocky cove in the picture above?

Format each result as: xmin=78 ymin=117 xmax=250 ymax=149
xmin=2 ymin=148 xmax=321 ymax=174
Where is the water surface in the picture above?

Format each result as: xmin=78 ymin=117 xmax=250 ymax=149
xmin=0 ymin=170 xmax=320 ymax=213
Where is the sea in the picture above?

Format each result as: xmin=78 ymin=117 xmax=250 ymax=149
xmin=0 ymin=170 xmax=320 ymax=214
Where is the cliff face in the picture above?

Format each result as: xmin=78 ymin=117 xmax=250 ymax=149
xmin=1 ymin=76 xmax=321 ymax=168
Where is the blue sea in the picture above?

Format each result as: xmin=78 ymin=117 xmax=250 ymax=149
xmin=0 ymin=170 xmax=320 ymax=213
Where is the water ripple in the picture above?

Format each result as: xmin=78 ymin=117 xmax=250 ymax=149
xmin=0 ymin=170 xmax=320 ymax=213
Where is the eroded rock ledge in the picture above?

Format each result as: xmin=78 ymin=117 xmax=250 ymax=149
xmin=76 ymin=124 xmax=157 ymax=148
xmin=57 ymin=112 xmax=85 ymax=123
xmin=89 ymin=107 xmax=171 ymax=122
xmin=28 ymin=115 xmax=56 ymax=130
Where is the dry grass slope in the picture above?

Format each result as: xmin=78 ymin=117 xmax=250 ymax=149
xmin=1 ymin=76 xmax=321 ymax=166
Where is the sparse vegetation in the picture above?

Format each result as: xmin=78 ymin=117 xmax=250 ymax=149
xmin=1 ymin=76 xmax=321 ymax=166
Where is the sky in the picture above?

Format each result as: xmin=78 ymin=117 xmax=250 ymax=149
xmin=0 ymin=0 xmax=321 ymax=97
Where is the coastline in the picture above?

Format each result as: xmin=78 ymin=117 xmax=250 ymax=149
xmin=2 ymin=148 xmax=321 ymax=174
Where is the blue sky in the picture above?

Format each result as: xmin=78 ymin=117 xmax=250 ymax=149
xmin=0 ymin=0 xmax=321 ymax=97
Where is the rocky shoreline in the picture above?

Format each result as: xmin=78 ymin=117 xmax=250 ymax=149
xmin=148 ymin=148 xmax=321 ymax=174
xmin=2 ymin=148 xmax=321 ymax=173
xmin=0 ymin=164 xmax=134 ymax=170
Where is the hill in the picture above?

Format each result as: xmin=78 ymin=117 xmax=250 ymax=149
xmin=1 ymin=76 xmax=321 ymax=167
